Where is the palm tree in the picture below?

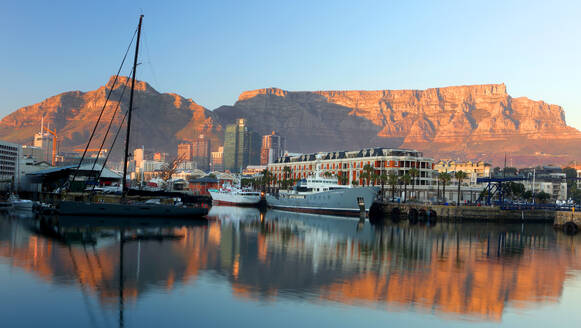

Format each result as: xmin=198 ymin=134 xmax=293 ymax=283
xmin=362 ymin=164 xmax=374 ymax=186
xmin=455 ymin=170 xmax=468 ymax=206
xmin=352 ymin=180 xmax=359 ymax=186
xmin=282 ymin=166 xmax=292 ymax=190
xmin=409 ymin=167 xmax=419 ymax=201
xmin=370 ymin=172 xmax=379 ymax=186
xmin=379 ymin=172 xmax=388 ymax=200
xmin=360 ymin=171 xmax=369 ymax=187
xmin=338 ymin=174 xmax=349 ymax=185
xmin=401 ymin=173 xmax=411 ymax=203
xmin=439 ymin=172 xmax=452 ymax=203
xmin=388 ymin=171 xmax=399 ymax=202
xmin=323 ymin=171 xmax=332 ymax=178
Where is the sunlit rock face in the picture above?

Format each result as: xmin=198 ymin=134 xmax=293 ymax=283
xmin=2 ymin=81 xmax=580 ymax=166
xmin=215 ymin=84 xmax=581 ymax=166
xmin=0 ymin=76 xmax=223 ymax=157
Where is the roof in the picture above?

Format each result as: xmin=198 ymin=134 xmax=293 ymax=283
xmin=26 ymin=164 xmax=121 ymax=179
xmin=189 ymin=176 xmax=219 ymax=184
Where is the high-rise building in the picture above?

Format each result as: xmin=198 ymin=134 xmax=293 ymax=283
xmin=260 ymin=131 xmax=286 ymax=165
xmin=192 ymin=134 xmax=211 ymax=171
xmin=223 ymin=119 xmax=261 ymax=173
xmin=33 ymin=131 xmax=54 ymax=164
xmin=177 ymin=143 xmax=193 ymax=161
xmin=0 ymin=140 xmax=20 ymax=191
xmin=153 ymin=152 xmax=168 ymax=162
xmin=133 ymin=147 xmax=144 ymax=170
xmin=211 ymin=146 xmax=224 ymax=172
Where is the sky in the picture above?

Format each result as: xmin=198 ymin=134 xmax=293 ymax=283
xmin=1 ymin=0 xmax=581 ymax=128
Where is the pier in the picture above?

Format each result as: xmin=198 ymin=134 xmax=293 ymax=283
xmin=370 ymin=201 xmax=556 ymax=224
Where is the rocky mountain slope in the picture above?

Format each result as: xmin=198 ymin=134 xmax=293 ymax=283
xmin=1 ymin=79 xmax=580 ymax=166
xmin=0 ymin=76 xmax=223 ymax=158
xmin=215 ymin=85 xmax=581 ymax=166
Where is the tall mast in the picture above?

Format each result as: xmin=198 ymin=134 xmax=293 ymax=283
xmin=122 ymin=15 xmax=143 ymax=198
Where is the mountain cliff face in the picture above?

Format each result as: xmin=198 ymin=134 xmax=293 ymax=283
xmin=0 ymin=76 xmax=223 ymax=157
xmin=215 ymin=85 xmax=581 ymax=166
xmin=1 ymin=80 xmax=580 ymax=166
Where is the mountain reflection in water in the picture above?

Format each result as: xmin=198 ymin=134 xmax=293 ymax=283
xmin=1 ymin=206 xmax=581 ymax=326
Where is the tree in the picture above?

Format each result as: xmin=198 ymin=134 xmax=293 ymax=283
xmin=439 ymin=172 xmax=452 ymax=203
xmin=401 ymin=173 xmax=411 ymax=203
xmin=378 ymin=172 xmax=388 ymax=200
xmin=455 ymin=170 xmax=468 ymax=205
xmin=323 ymin=171 xmax=332 ymax=178
xmin=564 ymin=167 xmax=577 ymax=198
xmin=352 ymin=180 xmax=359 ymax=186
xmin=160 ymin=154 xmax=186 ymax=183
xmin=370 ymin=172 xmax=379 ymax=186
xmin=409 ymin=167 xmax=419 ymax=201
xmin=338 ymin=174 xmax=349 ymax=185
xmin=535 ymin=191 xmax=550 ymax=204
xmin=388 ymin=171 xmax=399 ymax=202
xmin=282 ymin=166 xmax=292 ymax=190
xmin=360 ymin=171 xmax=369 ymax=187
xmin=259 ymin=169 xmax=273 ymax=192
xmin=362 ymin=164 xmax=374 ymax=186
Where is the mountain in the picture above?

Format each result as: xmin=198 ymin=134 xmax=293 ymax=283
xmin=2 ymin=80 xmax=580 ymax=167
xmin=214 ymin=85 xmax=581 ymax=166
xmin=0 ymin=76 xmax=223 ymax=158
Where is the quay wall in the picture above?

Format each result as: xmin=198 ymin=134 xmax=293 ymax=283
xmin=376 ymin=202 xmax=555 ymax=223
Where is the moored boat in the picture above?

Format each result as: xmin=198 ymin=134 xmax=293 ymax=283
xmin=209 ymin=188 xmax=264 ymax=207
xmin=266 ymin=172 xmax=380 ymax=216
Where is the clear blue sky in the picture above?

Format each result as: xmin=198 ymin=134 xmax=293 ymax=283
xmin=2 ymin=0 xmax=581 ymax=128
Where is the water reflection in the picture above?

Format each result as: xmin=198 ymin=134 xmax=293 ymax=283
xmin=1 ymin=207 xmax=581 ymax=326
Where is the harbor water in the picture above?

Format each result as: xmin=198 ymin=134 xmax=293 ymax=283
xmin=1 ymin=207 xmax=581 ymax=327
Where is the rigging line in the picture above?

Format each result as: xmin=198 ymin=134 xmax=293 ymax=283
xmin=68 ymin=28 xmax=138 ymax=192
xmin=93 ymin=110 xmax=129 ymax=192
xmin=85 ymin=66 xmax=133 ymax=190
xmin=142 ymin=29 xmax=159 ymax=91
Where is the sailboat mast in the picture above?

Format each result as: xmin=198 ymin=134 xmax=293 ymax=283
xmin=122 ymin=15 xmax=143 ymax=197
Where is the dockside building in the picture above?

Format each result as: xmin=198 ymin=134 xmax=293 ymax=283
xmin=267 ymin=148 xmax=435 ymax=187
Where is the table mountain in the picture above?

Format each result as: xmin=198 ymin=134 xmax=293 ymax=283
xmin=0 ymin=76 xmax=223 ymax=158
xmin=2 ymin=80 xmax=580 ymax=166
xmin=214 ymin=85 xmax=581 ymax=166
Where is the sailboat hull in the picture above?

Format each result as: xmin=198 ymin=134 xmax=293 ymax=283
xmin=57 ymin=201 xmax=208 ymax=218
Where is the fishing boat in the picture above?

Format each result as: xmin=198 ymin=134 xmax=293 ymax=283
xmin=58 ymin=15 xmax=208 ymax=218
xmin=266 ymin=170 xmax=380 ymax=217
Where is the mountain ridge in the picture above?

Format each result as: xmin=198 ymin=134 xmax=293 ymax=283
xmin=1 ymin=78 xmax=580 ymax=166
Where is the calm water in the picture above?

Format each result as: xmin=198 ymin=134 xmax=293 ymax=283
xmin=1 ymin=207 xmax=581 ymax=327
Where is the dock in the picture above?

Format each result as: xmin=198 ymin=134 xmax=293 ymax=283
xmin=370 ymin=201 xmax=556 ymax=224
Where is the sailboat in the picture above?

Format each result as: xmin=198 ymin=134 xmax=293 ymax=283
xmin=58 ymin=15 xmax=208 ymax=218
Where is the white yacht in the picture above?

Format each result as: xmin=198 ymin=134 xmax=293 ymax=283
xmin=266 ymin=171 xmax=380 ymax=216
xmin=208 ymin=187 xmax=264 ymax=207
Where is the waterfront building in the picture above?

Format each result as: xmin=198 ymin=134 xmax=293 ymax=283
xmin=0 ymin=140 xmax=20 ymax=191
xmin=178 ymin=143 xmax=194 ymax=161
xmin=520 ymin=166 xmax=567 ymax=200
xmin=192 ymin=134 xmax=211 ymax=171
xmin=435 ymin=160 xmax=491 ymax=185
xmin=188 ymin=176 xmax=219 ymax=195
xmin=260 ymin=131 xmax=286 ymax=165
xmin=223 ymin=119 xmax=260 ymax=173
xmin=211 ymin=146 xmax=224 ymax=172
xmin=267 ymin=148 xmax=435 ymax=199
xmin=243 ymin=165 xmax=267 ymax=176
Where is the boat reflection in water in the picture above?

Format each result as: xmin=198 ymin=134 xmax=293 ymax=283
xmin=1 ymin=208 xmax=581 ymax=326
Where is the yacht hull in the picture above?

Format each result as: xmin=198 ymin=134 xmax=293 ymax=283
xmin=209 ymin=191 xmax=262 ymax=207
xmin=57 ymin=201 xmax=208 ymax=218
xmin=266 ymin=187 xmax=380 ymax=217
